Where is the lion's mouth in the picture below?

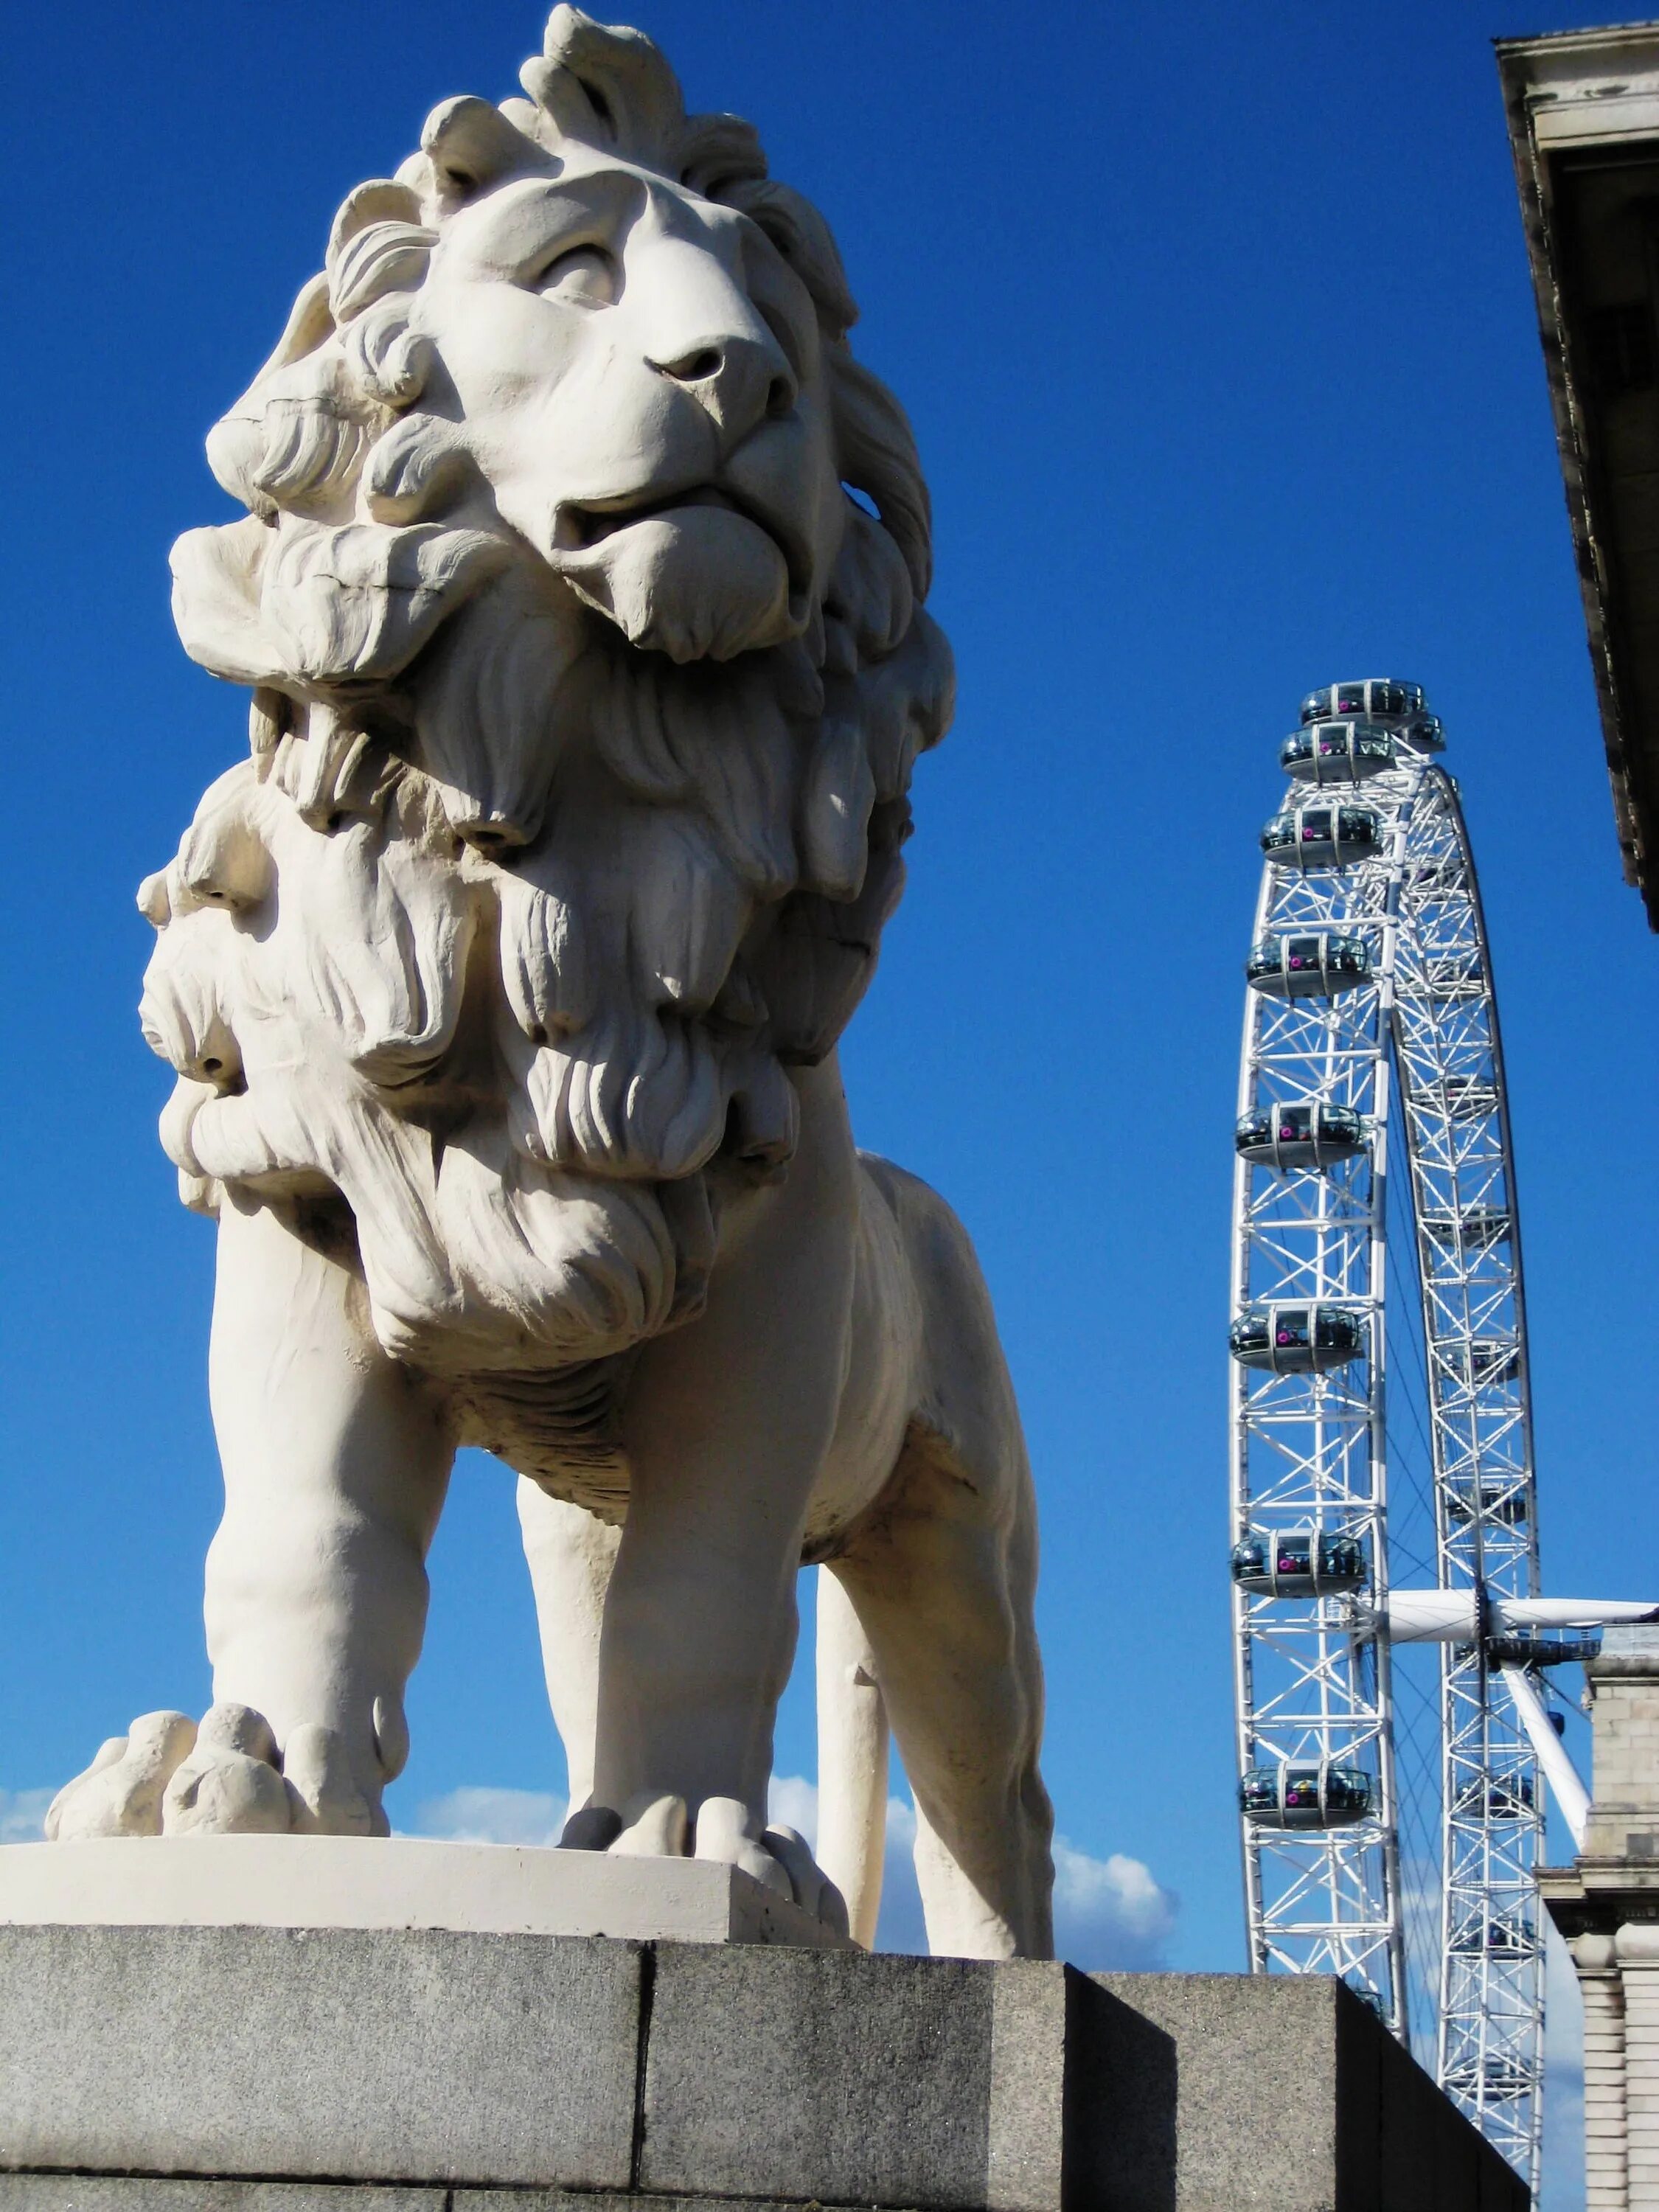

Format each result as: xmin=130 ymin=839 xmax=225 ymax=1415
xmin=560 ymin=484 xmax=813 ymax=604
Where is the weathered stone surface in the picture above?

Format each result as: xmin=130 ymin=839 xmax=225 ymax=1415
xmin=0 ymin=1925 xmax=639 ymax=2189
xmin=639 ymin=1946 xmax=1175 ymax=2212
xmin=458 ymin=2200 xmax=816 ymax=2212
xmin=641 ymin=1946 xmax=992 ymax=2206
xmin=1093 ymin=1972 xmax=1527 ymax=2212
xmin=0 ymin=2187 xmax=441 ymax=2211
xmin=0 ymin=1929 xmax=1514 ymax=2212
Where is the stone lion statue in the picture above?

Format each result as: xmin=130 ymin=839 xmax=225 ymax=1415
xmin=49 ymin=7 xmax=1053 ymax=1960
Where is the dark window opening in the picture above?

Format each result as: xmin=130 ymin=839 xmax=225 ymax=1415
xmin=1587 ymin=299 xmax=1658 ymax=396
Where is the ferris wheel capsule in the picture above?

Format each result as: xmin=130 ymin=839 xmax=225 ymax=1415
xmin=1299 ymin=678 xmax=1427 ymax=726
xmin=1239 ymin=1761 xmax=1375 ymax=1829
xmin=1439 ymin=1337 xmax=1522 ymax=1388
xmin=1231 ymin=1528 xmax=1368 ymax=1596
xmin=1246 ymin=931 xmax=1371 ymax=997
xmin=1280 ymin=720 xmax=1396 ymax=785
xmin=1485 ymin=1632 xmax=1602 ymax=1669
xmin=1421 ymin=1074 xmax=1499 ymax=1121
xmin=1453 ymin=1774 xmax=1537 ymax=1820
xmin=1229 ymin=1304 xmax=1364 ymax=1374
xmin=1447 ymin=1478 xmax=1531 ymax=1527
xmin=1420 ymin=1204 xmax=1512 ymax=1251
xmin=1447 ymin=2062 xmax=1533 ymax=2107
xmin=1260 ymin=804 xmax=1384 ymax=871
xmin=1234 ymin=1100 xmax=1367 ymax=1169
xmin=1451 ymin=1913 xmax=1531 ymax=1957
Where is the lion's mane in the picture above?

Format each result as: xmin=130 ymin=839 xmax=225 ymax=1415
xmin=141 ymin=7 xmax=953 ymax=1492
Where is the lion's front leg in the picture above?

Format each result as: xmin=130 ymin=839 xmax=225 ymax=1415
xmin=195 ymin=1194 xmax=456 ymax=1830
xmin=50 ymin=1194 xmax=456 ymax=1842
xmin=200 ymin=1194 xmax=453 ymax=1833
xmin=578 ymin=1062 xmax=855 ymax=1924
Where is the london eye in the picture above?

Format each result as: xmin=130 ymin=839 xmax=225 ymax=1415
xmin=1228 ymin=679 xmax=1655 ymax=2190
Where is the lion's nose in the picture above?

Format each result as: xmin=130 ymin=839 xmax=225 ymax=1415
xmin=649 ymin=331 xmax=796 ymax=445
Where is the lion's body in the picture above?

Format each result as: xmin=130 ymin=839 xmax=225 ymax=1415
xmin=47 ymin=5 xmax=1054 ymax=1958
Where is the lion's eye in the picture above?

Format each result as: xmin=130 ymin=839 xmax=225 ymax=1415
xmin=532 ymin=245 xmax=618 ymax=307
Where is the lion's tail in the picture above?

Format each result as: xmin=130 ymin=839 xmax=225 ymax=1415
xmin=814 ymin=1565 xmax=890 ymax=1949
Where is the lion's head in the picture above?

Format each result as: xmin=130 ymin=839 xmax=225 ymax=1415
xmin=142 ymin=8 xmax=953 ymax=1417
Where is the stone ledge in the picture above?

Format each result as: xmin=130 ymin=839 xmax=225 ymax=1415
xmin=0 ymin=1840 xmax=844 ymax=1949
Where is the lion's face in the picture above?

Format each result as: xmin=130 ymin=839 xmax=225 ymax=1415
xmin=420 ymin=156 xmax=843 ymax=664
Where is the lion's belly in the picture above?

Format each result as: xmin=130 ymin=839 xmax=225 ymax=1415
xmin=462 ymin=1158 xmax=920 ymax=1551
xmin=799 ymin=1158 xmax=921 ymax=1562
xmin=456 ymin=1354 xmax=639 ymax=1524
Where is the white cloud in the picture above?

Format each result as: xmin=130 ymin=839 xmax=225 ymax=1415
xmin=0 ymin=1789 xmax=51 ymax=1843
xmin=1052 ymin=1834 xmax=1178 ymax=1969
xmin=767 ymin=1775 xmax=1176 ymax=1966
xmin=411 ymin=1785 xmax=567 ymax=1847
xmin=767 ymin=1773 xmax=821 ymax=1843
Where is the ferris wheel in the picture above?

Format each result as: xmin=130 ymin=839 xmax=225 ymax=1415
xmin=1226 ymin=678 xmax=1656 ymax=2191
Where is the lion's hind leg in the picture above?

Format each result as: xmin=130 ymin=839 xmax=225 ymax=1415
xmin=830 ymin=1160 xmax=1054 ymax=1961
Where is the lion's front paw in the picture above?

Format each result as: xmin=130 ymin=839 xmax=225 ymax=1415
xmin=49 ymin=1703 xmax=387 ymax=1840
xmin=560 ymin=1790 xmax=848 ymax=1935
xmin=162 ymin=1704 xmax=291 ymax=1834
xmin=754 ymin=1818 xmax=850 ymax=1937
xmin=692 ymin=1798 xmax=849 ymax=1933
xmin=161 ymin=1704 xmax=383 ymax=1836
xmin=45 ymin=1711 xmax=198 ymax=1840
xmin=282 ymin=1721 xmax=382 ymax=1836
xmin=689 ymin=1793 xmax=793 ymax=1899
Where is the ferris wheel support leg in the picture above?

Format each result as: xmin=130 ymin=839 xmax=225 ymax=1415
xmin=1500 ymin=1664 xmax=1590 ymax=1848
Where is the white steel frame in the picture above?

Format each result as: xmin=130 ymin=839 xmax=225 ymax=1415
xmin=1229 ymin=711 xmax=1545 ymax=2188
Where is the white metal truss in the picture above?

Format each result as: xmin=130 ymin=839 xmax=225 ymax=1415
xmin=1229 ymin=687 xmax=1545 ymax=2190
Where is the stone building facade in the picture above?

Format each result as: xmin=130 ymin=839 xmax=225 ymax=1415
xmin=1540 ymin=1625 xmax=1659 ymax=2208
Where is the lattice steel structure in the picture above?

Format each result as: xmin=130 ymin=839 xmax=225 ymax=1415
xmin=1228 ymin=681 xmax=1545 ymax=2188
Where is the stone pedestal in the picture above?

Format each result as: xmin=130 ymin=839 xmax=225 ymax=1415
xmin=0 ymin=1881 xmax=1526 ymax=2211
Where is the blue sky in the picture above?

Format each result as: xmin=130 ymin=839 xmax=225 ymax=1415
xmin=4 ymin=2 xmax=1658 ymax=2200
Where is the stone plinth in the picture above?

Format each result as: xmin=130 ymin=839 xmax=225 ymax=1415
xmin=0 ymin=1918 xmax=1524 ymax=2211
xmin=0 ymin=1837 xmax=843 ymax=1947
